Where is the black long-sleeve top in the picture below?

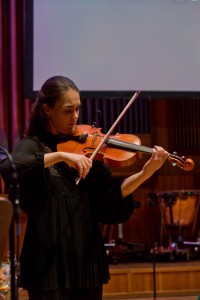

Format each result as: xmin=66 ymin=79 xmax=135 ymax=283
xmin=0 ymin=134 xmax=135 ymax=291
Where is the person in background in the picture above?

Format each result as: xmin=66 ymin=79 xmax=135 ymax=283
xmin=0 ymin=76 xmax=168 ymax=300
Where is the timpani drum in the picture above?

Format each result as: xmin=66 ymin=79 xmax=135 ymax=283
xmin=156 ymin=190 xmax=200 ymax=250
xmin=158 ymin=190 xmax=200 ymax=226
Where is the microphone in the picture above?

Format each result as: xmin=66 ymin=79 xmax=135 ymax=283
xmin=0 ymin=150 xmax=7 ymax=162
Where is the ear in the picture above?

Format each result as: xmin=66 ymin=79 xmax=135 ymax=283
xmin=43 ymin=104 xmax=51 ymax=116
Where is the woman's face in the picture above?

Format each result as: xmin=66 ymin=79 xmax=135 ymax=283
xmin=44 ymin=88 xmax=81 ymax=135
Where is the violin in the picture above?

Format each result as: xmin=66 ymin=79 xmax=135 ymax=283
xmin=57 ymin=124 xmax=194 ymax=172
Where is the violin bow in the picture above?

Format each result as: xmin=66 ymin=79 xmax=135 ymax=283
xmin=76 ymin=90 xmax=141 ymax=184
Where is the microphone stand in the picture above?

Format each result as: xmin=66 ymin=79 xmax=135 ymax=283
xmin=148 ymin=193 xmax=158 ymax=300
xmin=0 ymin=147 xmax=20 ymax=300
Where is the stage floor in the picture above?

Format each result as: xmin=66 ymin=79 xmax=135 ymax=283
xmin=106 ymin=297 xmax=198 ymax=300
xmin=103 ymin=260 xmax=200 ymax=299
xmin=15 ymin=260 xmax=200 ymax=299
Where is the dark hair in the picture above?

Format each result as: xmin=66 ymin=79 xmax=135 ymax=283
xmin=27 ymin=76 xmax=80 ymax=137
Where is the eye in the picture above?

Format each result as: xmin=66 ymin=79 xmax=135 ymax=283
xmin=64 ymin=109 xmax=73 ymax=114
xmin=64 ymin=107 xmax=80 ymax=114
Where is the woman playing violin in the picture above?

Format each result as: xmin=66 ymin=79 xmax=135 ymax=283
xmin=0 ymin=76 xmax=168 ymax=300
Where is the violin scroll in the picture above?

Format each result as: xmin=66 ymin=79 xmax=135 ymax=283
xmin=168 ymin=152 xmax=194 ymax=171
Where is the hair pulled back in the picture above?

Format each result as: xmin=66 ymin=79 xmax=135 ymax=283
xmin=27 ymin=76 xmax=80 ymax=137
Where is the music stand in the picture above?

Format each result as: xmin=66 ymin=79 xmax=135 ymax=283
xmin=0 ymin=197 xmax=13 ymax=263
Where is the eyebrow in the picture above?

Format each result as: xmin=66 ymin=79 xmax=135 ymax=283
xmin=63 ymin=104 xmax=81 ymax=108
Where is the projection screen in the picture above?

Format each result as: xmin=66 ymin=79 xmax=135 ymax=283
xmin=25 ymin=0 xmax=200 ymax=98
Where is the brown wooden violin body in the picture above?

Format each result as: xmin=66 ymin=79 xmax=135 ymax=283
xmin=58 ymin=125 xmax=142 ymax=167
xmin=57 ymin=124 xmax=194 ymax=171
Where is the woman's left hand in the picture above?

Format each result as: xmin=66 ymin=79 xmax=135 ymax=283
xmin=142 ymin=145 xmax=168 ymax=174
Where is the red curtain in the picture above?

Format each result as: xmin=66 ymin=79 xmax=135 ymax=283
xmin=0 ymin=0 xmax=32 ymax=192
xmin=0 ymin=0 xmax=31 ymax=152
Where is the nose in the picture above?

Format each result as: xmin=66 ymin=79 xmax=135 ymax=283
xmin=72 ymin=109 xmax=79 ymax=119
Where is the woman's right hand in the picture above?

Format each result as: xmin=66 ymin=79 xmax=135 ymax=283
xmin=44 ymin=152 xmax=92 ymax=179
xmin=61 ymin=152 xmax=93 ymax=179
